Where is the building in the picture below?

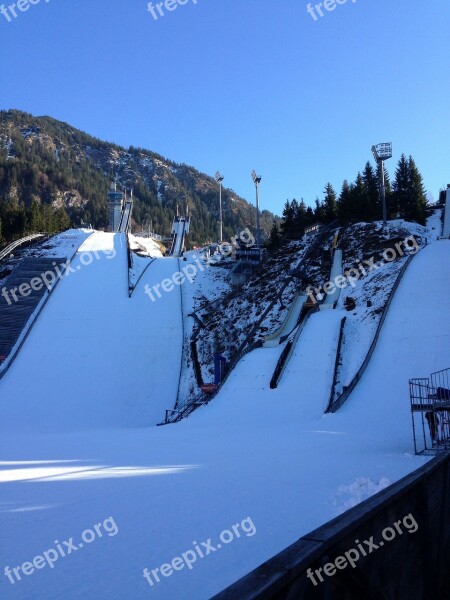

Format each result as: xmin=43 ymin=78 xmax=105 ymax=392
xmin=304 ymin=222 xmax=322 ymax=236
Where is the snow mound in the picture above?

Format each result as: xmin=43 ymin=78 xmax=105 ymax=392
xmin=333 ymin=477 xmax=391 ymax=515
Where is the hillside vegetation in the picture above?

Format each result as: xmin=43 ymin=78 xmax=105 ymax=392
xmin=0 ymin=110 xmax=278 ymax=245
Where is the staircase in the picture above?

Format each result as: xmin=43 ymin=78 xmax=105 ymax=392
xmin=0 ymin=257 xmax=64 ymax=367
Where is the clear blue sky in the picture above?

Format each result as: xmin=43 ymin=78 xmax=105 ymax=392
xmin=1 ymin=0 xmax=449 ymax=216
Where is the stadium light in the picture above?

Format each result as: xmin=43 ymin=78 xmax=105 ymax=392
xmin=251 ymin=170 xmax=262 ymax=249
xmin=215 ymin=171 xmax=224 ymax=243
xmin=372 ymin=142 xmax=393 ymax=226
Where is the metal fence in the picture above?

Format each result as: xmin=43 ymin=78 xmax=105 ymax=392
xmin=410 ymin=368 xmax=450 ymax=454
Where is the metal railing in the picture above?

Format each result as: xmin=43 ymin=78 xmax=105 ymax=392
xmin=410 ymin=368 xmax=450 ymax=454
xmin=0 ymin=233 xmax=46 ymax=261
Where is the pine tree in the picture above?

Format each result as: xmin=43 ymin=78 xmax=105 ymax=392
xmin=362 ymin=162 xmax=379 ymax=221
xmin=323 ymin=183 xmax=337 ymax=222
xmin=337 ymin=180 xmax=353 ymax=222
xmin=392 ymin=154 xmax=410 ymax=219
xmin=407 ymin=156 xmax=427 ymax=224
xmin=27 ymin=199 xmax=42 ymax=233
xmin=314 ymin=197 xmax=326 ymax=222
xmin=269 ymin=222 xmax=282 ymax=249
xmin=55 ymin=207 xmax=71 ymax=232
xmin=349 ymin=173 xmax=367 ymax=222
xmin=281 ymin=200 xmax=295 ymax=236
xmin=294 ymin=199 xmax=308 ymax=234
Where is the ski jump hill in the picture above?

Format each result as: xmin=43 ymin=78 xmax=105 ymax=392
xmin=0 ymin=231 xmax=183 ymax=431
xmin=0 ymin=226 xmax=448 ymax=599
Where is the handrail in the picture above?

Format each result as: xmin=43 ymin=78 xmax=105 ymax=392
xmin=0 ymin=234 xmax=45 ymax=261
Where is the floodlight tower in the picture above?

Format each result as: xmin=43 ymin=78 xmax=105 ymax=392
xmin=251 ymin=170 xmax=262 ymax=249
xmin=372 ymin=142 xmax=393 ymax=227
xmin=215 ymin=171 xmax=224 ymax=243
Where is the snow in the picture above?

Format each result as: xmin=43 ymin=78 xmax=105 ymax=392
xmin=426 ymin=207 xmax=443 ymax=239
xmin=0 ymin=230 xmax=448 ymax=599
xmin=331 ymin=220 xmax=432 ymax=396
xmin=128 ymin=235 xmax=164 ymax=291
xmin=128 ymin=235 xmax=163 ymax=259
xmin=0 ymin=231 xmax=183 ymax=432
xmin=333 ymin=477 xmax=391 ymax=515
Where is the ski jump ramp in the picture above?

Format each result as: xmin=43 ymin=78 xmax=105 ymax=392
xmin=171 ymin=217 xmax=189 ymax=257
xmin=320 ymin=248 xmax=343 ymax=310
xmin=118 ymin=200 xmax=133 ymax=233
xmin=263 ymin=293 xmax=307 ymax=347
xmin=0 ymin=232 xmax=183 ymax=431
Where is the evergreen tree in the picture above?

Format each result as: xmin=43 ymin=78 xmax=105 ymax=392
xmin=407 ymin=156 xmax=427 ymax=224
xmin=281 ymin=200 xmax=295 ymax=236
xmin=290 ymin=198 xmax=299 ymax=224
xmin=337 ymin=180 xmax=353 ymax=222
xmin=392 ymin=154 xmax=410 ymax=219
xmin=26 ymin=199 xmax=42 ymax=232
xmin=305 ymin=205 xmax=315 ymax=225
xmin=349 ymin=173 xmax=367 ymax=222
xmin=323 ymin=183 xmax=337 ymax=222
xmin=269 ymin=222 xmax=282 ymax=249
xmin=54 ymin=207 xmax=71 ymax=232
xmin=294 ymin=199 xmax=308 ymax=234
xmin=314 ymin=197 xmax=326 ymax=222
xmin=362 ymin=162 xmax=379 ymax=221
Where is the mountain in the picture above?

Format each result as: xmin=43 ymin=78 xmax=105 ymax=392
xmin=0 ymin=110 xmax=279 ymax=245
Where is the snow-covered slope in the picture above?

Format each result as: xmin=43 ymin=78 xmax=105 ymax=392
xmin=0 ymin=235 xmax=448 ymax=600
xmin=0 ymin=231 xmax=182 ymax=432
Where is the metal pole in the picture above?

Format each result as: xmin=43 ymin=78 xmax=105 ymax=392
xmin=219 ymin=181 xmax=223 ymax=243
xmin=381 ymin=159 xmax=387 ymax=226
xmin=255 ymin=181 xmax=261 ymax=249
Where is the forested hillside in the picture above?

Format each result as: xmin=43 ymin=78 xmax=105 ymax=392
xmin=0 ymin=110 xmax=278 ymax=244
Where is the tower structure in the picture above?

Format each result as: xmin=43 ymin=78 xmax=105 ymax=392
xmin=108 ymin=182 xmax=124 ymax=232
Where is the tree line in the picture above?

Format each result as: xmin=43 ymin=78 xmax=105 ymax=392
xmin=0 ymin=111 xmax=280 ymax=247
xmin=269 ymin=154 xmax=428 ymax=248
